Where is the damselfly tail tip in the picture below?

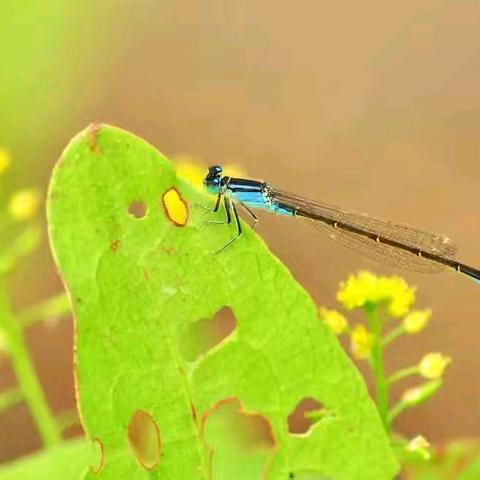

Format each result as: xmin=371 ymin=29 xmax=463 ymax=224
xmin=458 ymin=264 xmax=480 ymax=285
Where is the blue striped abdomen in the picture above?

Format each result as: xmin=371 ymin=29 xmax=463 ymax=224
xmin=228 ymin=186 xmax=295 ymax=216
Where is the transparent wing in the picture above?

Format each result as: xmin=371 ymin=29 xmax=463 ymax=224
xmin=271 ymin=189 xmax=458 ymax=274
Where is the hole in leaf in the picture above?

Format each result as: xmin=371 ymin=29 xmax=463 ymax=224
xmin=127 ymin=410 xmax=161 ymax=470
xmin=128 ymin=201 xmax=147 ymax=219
xmin=287 ymin=397 xmax=325 ymax=434
xmin=181 ymin=307 xmax=237 ymax=361
xmin=89 ymin=438 xmax=105 ymax=474
xmin=162 ymin=187 xmax=188 ymax=226
xmin=202 ymin=398 xmax=276 ymax=478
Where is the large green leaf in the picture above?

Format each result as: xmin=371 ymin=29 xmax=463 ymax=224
xmin=0 ymin=439 xmax=92 ymax=479
xmin=47 ymin=124 xmax=398 ymax=479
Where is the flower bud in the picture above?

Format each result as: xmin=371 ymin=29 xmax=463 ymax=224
xmin=418 ymin=353 xmax=451 ymax=379
xmin=319 ymin=308 xmax=348 ymax=335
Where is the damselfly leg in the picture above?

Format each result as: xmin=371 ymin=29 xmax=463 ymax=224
xmin=199 ymin=190 xmax=244 ymax=253
xmin=239 ymin=202 xmax=259 ymax=229
xmin=205 ymin=195 xmax=231 ymax=225
xmin=215 ymin=198 xmax=242 ymax=254
xmin=195 ymin=190 xmax=223 ymax=213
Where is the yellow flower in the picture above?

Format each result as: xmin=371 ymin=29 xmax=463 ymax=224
xmin=8 ymin=189 xmax=42 ymax=220
xmin=320 ymin=307 xmax=348 ymax=335
xmin=418 ymin=353 xmax=451 ymax=379
xmin=337 ymin=271 xmax=379 ymax=309
xmin=173 ymin=156 xmax=245 ymax=192
xmin=336 ymin=271 xmax=416 ymax=317
xmin=350 ymin=324 xmax=373 ymax=359
xmin=0 ymin=148 xmax=11 ymax=175
xmin=174 ymin=156 xmax=206 ymax=190
xmin=406 ymin=435 xmax=431 ymax=460
xmin=403 ymin=309 xmax=431 ymax=334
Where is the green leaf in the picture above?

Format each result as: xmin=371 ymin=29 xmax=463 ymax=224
xmin=47 ymin=124 xmax=398 ymax=479
xmin=0 ymin=439 xmax=93 ymax=480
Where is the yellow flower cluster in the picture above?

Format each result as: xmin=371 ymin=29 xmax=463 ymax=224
xmin=319 ymin=307 xmax=348 ymax=335
xmin=418 ymin=352 xmax=451 ymax=379
xmin=174 ymin=156 xmax=206 ymax=191
xmin=350 ymin=324 xmax=374 ymax=359
xmin=337 ymin=271 xmax=416 ymax=317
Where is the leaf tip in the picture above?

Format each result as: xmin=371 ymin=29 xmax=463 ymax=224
xmin=86 ymin=122 xmax=103 ymax=153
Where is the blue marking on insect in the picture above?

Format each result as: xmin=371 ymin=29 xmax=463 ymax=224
xmin=272 ymin=203 xmax=296 ymax=216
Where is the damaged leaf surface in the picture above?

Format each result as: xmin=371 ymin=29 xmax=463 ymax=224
xmin=47 ymin=124 xmax=398 ymax=479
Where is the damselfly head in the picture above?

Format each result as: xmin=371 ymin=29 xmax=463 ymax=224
xmin=204 ymin=165 xmax=223 ymax=193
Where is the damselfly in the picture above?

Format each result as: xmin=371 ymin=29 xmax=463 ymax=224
xmin=201 ymin=165 xmax=480 ymax=283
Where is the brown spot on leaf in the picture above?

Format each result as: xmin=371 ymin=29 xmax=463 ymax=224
xmin=110 ymin=240 xmax=120 ymax=252
xmin=87 ymin=123 xmax=102 ymax=153
xmin=163 ymin=246 xmax=177 ymax=256
xmin=90 ymin=438 xmax=105 ymax=474
xmin=127 ymin=410 xmax=161 ymax=470
xmin=190 ymin=402 xmax=197 ymax=423
xmin=143 ymin=270 xmax=150 ymax=281
xmin=128 ymin=201 xmax=147 ymax=219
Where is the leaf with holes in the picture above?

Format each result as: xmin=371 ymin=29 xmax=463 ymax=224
xmin=47 ymin=124 xmax=399 ymax=479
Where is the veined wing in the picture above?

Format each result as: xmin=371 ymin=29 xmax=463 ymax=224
xmin=271 ymin=189 xmax=458 ymax=274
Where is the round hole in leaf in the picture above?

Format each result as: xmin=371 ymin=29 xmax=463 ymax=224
xmin=128 ymin=201 xmax=147 ymax=219
xmin=127 ymin=410 xmax=161 ymax=470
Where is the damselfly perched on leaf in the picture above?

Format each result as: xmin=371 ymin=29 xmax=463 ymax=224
xmin=201 ymin=165 xmax=480 ymax=283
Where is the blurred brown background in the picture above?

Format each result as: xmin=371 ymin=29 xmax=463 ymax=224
xmin=1 ymin=0 xmax=480 ymax=463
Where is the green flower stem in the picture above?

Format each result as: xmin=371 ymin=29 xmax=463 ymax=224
xmin=0 ymin=226 xmax=41 ymax=275
xmin=0 ymin=387 xmax=23 ymax=410
xmin=18 ymin=293 xmax=71 ymax=328
xmin=0 ymin=276 xmax=61 ymax=446
xmin=388 ymin=401 xmax=407 ymax=422
xmin=382 ymin=324 xmax=404 ymax=347
xmin=388 ymin=366 xmax=418 ymax=385
xmin=365 ymin=304 xmax=390 ymax=433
